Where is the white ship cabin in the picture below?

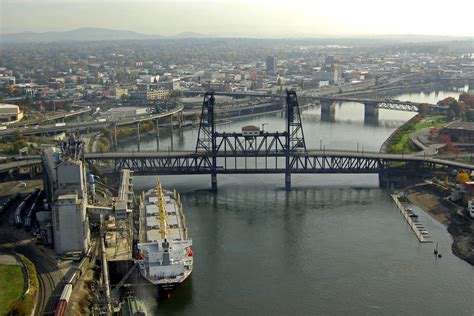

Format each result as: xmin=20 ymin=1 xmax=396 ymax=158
xmin=138 ymin=239 xmax=192 ymax=279
xmin=242 ymin=125 xmax=260 ymax=137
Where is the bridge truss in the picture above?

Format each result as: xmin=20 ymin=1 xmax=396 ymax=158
xmin=102 ymin=151 xmax=443 ymax=176
xmin=83 ymin=91 xmax=471 ymax=190
xmin=377 ymin=102 xmax=419 ymax=112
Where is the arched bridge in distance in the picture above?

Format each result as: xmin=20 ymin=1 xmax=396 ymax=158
xmin=182 ymin=90 xmax=449 ymax=123
xmin=83 ymin=91 xmax=473 ymax=190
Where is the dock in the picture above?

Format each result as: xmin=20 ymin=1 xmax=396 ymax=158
xmin=391 ymin=194 xmax=433 ymax=243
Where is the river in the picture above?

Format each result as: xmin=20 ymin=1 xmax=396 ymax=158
xmin=118 ymin=87 xmax=473 ymax=315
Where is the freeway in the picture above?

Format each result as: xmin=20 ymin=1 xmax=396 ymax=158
xmin=0 ymin=106 xmax=183 ymax=137
xmin=11 ymin=108 xmax=92 ymax=127
xmin=0 ymin=159 xmax=41 ymax=173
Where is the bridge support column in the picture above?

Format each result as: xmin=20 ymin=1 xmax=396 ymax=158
xmin=155 ymin=120 xmax=160 ymax=151
xmin=211 ymin=173 xmax=217 ymax=191
xmin=320 ymin=99 xmax=336 ymax=122
xmin=378 ymin=171 xmax=389 ymax=189
xmin=468 ymin=79 xmax=474 ymax=93
xmin=113 ymin=123 xmax=118 ymax=151
xmin=364 ymin=101 xmax=379 ymax=125
xmin=170 ymin=115 xmax=174 ymax=151
xmin=285 ymin=172 xmax=291 ymax=191
xmin=136 ymin=122 xmax=141 ymax=151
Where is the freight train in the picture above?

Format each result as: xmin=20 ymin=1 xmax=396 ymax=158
xmin=13 ymin=189 xmax=40 ymax=228
xmin=54 ymin=247 xmax=94 ymax=316
xmin=24 ymin=190 xmax=43 ymax=232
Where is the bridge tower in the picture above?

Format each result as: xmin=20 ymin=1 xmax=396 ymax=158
xmin=285 ymin=90 xmax=307 ymax=190
xmin=196 ymin=92 xmax=217 ymax=190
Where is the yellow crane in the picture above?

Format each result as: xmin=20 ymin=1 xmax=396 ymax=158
xmin=156 ymin=181 xmax=169 ymax=239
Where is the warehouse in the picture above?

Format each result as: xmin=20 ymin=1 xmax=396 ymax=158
xmin=0 ymin=103 xmax=23 ymax=124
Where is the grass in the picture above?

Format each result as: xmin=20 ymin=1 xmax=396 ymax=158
xmin=9 ymin=255 xmax=39 ymax=316
xmin=0 ymin=264 xmax=25 ymax=315
xmin=387 ymin=115 xmax=449 ymax=153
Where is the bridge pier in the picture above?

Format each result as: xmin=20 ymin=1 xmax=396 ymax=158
xmin=136 ymin=122 xmax=141 ymax=151
xmin=469 ymin=79 xmax=474 ymax=93
xmin=378 ymin=172 xmax=389 ymax=189
xmin=170 ymin=115 xmax=174 ymax=151
xmin=155 ymin=120 xmax=160 ymax=151
xmin=285 ymin=172 xmax=291 ymax=191
xmin=320 ymin=99 xmax=336 ymax=122
xmin=113 ymin=123 xmax=118 ymax=151
xmin=364 ymin=101 xmax=379 ymax=125
xmin=211 ymin=173 xmax=217 ymax=191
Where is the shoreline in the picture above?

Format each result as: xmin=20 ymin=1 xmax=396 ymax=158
xmin=404 ymin=183 xmax=474 ymax=266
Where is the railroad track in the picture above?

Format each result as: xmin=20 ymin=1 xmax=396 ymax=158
xmin=0 ymin=233 xmax=61 ymax=316
xmin=33 ymin=258 xmax=57 ymax=315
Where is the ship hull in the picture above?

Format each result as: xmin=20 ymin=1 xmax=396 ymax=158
xmin=138 ymin=267 xmax=192 ymax=293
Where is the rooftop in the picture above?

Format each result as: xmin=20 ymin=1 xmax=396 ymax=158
xmin=0 ymin=103 xmax=19 ymax=109
xmin=446 ymin=121 xmax=474 ymax=131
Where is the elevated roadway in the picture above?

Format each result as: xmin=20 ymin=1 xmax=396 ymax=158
xmin=0 ymin=159 xmax=41 ymax=173
xmin=0 ymin=106 xmax=184 ymax=137
xmin=12 ymin=108 xmax=93 ymax=127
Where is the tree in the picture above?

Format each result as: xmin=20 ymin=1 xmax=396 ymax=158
xmin=449 ymin=100 xmax=463 ymax=118
xmin=437 ymin=97 xmax=456 ymax=106
xmin=0 ymin=92 xmax=3 ymax=102
xmin=22 ymin=96 xmax=33 ymax=106
xmin=418 ymin=103 xmax=430 ymax=115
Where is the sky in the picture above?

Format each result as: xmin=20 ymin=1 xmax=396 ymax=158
xmin=1 ymin=0 xmax=473 ymax=37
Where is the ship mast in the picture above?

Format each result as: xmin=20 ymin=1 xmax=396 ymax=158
xmin=156 ymin=181 xmax=169 ymax=239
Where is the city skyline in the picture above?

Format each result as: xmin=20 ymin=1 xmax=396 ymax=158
xmin=1 ymin=0 xmax=473 ymax=37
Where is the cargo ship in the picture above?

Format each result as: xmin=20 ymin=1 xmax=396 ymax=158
xmin=137 ymin=182 xmax=193 ymax=291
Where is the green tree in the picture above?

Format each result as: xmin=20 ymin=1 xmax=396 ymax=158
xmin=449 ymin=100 xmax=463 ymax=118
xmin=23 ymin=96 xmax=33 ymax=106
xmin=0 ymin=91 xmax=4 ymax=102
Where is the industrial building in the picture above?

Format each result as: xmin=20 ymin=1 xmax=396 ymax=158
xmin=0 ymin=103 xmax=24 ymax=124
xmin=101 ymin=107 xmax=150 ymax=120
xmin=42 ymin=140 xmax=90 ymax=255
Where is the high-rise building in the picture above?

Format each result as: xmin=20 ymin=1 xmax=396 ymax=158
xmin=266 ymin=56 xmax=276 ymax=74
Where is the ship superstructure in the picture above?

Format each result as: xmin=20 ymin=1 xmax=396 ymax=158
xmin=137 ymin=182 xmax=193 ymax=290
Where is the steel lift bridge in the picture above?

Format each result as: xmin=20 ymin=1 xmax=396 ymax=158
xmin=196 ymin=90 xmax=307 ymax=190
xmin=86 ymin=90 xmax=473 ymax=190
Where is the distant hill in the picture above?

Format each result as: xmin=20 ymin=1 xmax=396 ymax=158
xmin=1 ymin=27 xmax=471 ymax=43
xmin=0 ymin=27 xmax=211 ymax=43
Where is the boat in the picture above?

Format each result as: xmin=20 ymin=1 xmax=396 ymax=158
xmin=137 ymin=181 xmax=193 ymax=291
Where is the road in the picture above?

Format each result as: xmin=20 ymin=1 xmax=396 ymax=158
xmin=0 ymin=106 xmax=184 ymax=137
xmin=11 ymin=108 xmax=92 ymax=127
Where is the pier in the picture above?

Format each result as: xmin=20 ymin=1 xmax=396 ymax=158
xmin=391 ymin=194 xmax=432 ymax=243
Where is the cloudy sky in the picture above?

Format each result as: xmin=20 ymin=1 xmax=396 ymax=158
xmin=1 ymin=0 xmax=473 ymax=36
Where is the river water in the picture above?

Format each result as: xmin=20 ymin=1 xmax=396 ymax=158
xmin=119 ymin=87 xmax=473 ymax=315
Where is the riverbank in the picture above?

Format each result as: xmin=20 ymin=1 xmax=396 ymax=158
xmin=405 ymin=183 xmax=474 ymax=265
